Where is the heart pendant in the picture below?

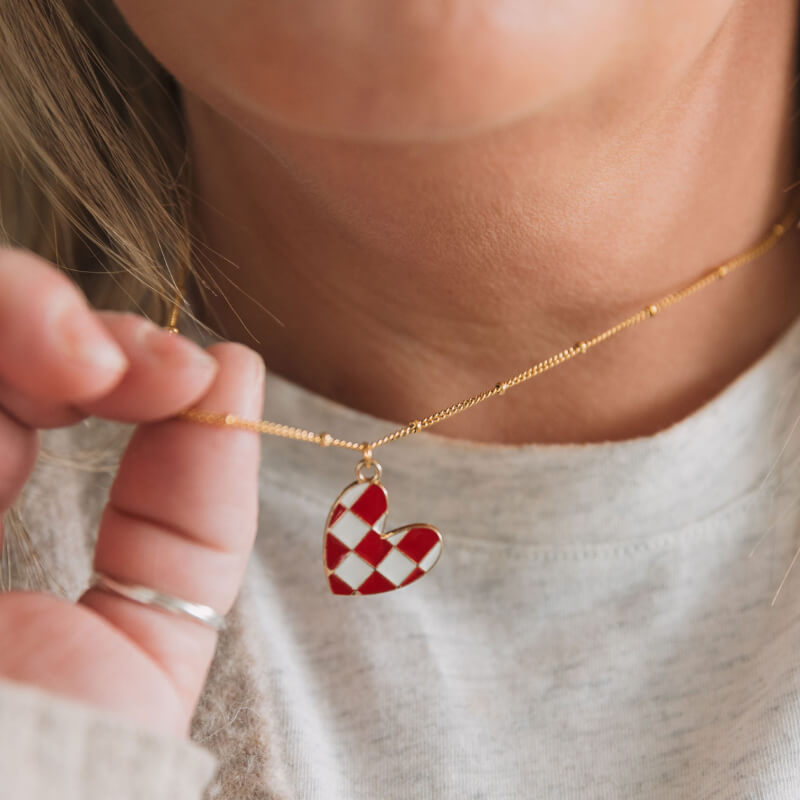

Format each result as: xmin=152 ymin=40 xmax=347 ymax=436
xmin=322 ymin=469 xmax=443 ymax=596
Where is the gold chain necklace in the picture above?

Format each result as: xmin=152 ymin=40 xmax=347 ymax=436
xmin=166 ymin=197 xmax=799 ymax=597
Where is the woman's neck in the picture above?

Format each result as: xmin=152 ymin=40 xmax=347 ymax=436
xmin=181 ymin=0 xmax=800 ymax=444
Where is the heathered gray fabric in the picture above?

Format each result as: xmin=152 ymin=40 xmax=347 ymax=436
xmin=0 ymin=678 xmax=218 ymax=800
xmin=3 ymin=311 xmax=800 ymax=799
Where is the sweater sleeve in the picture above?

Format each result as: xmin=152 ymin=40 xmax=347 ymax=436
xmin=0 ymin=677 xmax=219 ymax=800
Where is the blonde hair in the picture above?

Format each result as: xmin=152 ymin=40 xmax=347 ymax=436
xmin=0 ymin=0 xmax=207 ymax=589
xmin=0 ymin=0 xmax=199 ymax=314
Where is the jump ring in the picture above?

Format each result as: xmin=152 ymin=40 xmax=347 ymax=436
xmin=355 ymin=458 xmax=383 ymax=483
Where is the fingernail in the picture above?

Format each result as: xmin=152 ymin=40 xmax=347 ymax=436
xmin=59 ymin=307 xmax=128 ymax=373
xmin=138 ymin=321 xmax=217 ymax=370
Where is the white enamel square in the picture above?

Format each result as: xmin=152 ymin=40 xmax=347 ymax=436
xmin=334 ymin=551 xmax=374 ymax=589
xmin=329 ymin=511 xmax=371 ymax=548
xmin=419 ymin=540 xmax=442 ymax=572
xmin=376 ymin=548 xmax=417 ymax=585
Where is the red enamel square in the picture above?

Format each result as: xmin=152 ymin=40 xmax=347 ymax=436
xmin=349 ymin=483 xmax=387 ymax=526
xmin=354 ymin=529 xmax=393 ymax=567
xmin=325 ymin=533 xmax=350 ymax=570
xmin=328 ymin=573 xmax=355 ymax=595
xmin=396 ymin=527 xmax=438 ymax=562
xmin=357 ymin=571 xmax=396 ymax=594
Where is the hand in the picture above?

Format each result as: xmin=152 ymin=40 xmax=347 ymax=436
xmin=0 ymin=247 xmax=265 ymax=737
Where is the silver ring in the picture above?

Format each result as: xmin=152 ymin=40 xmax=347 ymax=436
xmin=88 ymin=571 xmax=226 ymax=632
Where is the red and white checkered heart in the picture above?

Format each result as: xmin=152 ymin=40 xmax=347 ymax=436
xmin=323 ymin=479 xmax=443 ymax=595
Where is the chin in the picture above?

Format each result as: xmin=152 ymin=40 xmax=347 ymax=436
xmin=115 ymin=0 xmax=736 ymax=144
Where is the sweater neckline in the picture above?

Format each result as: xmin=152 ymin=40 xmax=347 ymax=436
xmin=197 ymin=312 xmax=800 ymax=547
